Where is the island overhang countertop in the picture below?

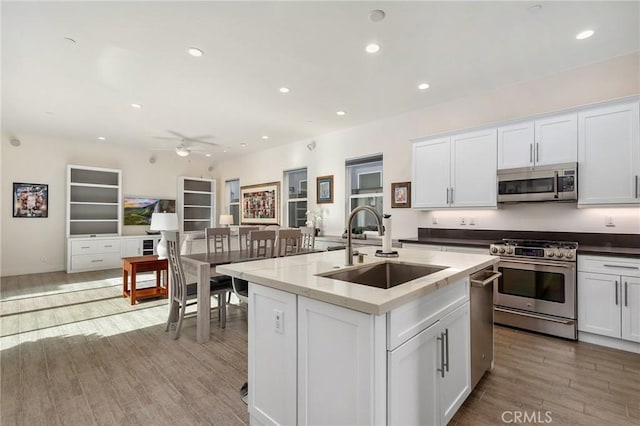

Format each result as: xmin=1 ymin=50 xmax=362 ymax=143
xmin=216 ymin=246 xmax=498 ymax=315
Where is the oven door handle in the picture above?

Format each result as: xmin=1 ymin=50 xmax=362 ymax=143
xmin=494 ymin=307 xmax=574 ymax=324
xmin=499 ymin=258 xmax=575 ymax=269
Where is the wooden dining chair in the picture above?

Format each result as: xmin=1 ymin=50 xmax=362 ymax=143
xmin=238 ymin=226 xmax=259 ymax=253
xmin=164 ymin=231 xmax=229 ymax=339
xmin=231 ymin=230 xmax=276 ymax=304
xmin=205 ymin=227 xmax=234 ymax=303
xmin=300 ymin=226 xmax=316 ymax=249
xmin=276 ymin=228 xmax=302 ymax=257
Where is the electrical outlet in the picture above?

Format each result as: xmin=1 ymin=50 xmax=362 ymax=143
xmin=460 ymin=217 xmax=466 ymax=225
xmin=432 ymin=216 xmax=438 ymax=225
xmin=605 ymin=216 xmax=615 ymax=227
xmin=274 ymin=309 xmax=284 ymax=334
xmin=469 ymin=217 xmax=475 ymax=226
xmin=40 ymin=256 xmax=47 ymax=263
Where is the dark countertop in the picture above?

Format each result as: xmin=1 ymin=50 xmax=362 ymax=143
xmin=399 ymin=229 xmax=640 ymax=259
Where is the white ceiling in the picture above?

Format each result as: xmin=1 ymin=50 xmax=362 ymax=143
xmin=2 ymin=1 xmax=639 ymax=159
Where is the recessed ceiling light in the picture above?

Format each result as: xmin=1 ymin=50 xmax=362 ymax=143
xmin=131 ymin=103 xmax=142 ymax=109
xmin=240 ymin=143 xmax=247 ymax=147
xmin=188 ymin=47 xmax=204 ymax=57
xmin=279 ymin=87 xmax=290 ymax=93
xmin=369 ymin=10 xmax=386 ymax=22
xmin=262 ymin=135 xmax=269 ymax=140
xmin=576 ymin=30 xmax=594 ymax=40
xmin=97 ymin=136 xmax=106 ymax=141
xmin=527 ymin=4 xmax=543 ymax=13
xmin=336 ymin=111 xmax=346 ymax=116
xmin=205 ymin=153 xmax=211 ymax=157
xmin=365 ymin=43 xmax=381 ymax=54
xmin=418 ymin=83 xmax=430 ymax=90
xmin=223 ymin=149 xmax=228 ymax=153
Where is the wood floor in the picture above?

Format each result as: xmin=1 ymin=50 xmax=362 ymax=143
xmin=1 ymin=269 xmax=639 ymax=425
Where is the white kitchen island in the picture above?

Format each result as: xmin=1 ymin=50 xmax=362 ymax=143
xmin=217 ymin=246 xmax=498 ymax=426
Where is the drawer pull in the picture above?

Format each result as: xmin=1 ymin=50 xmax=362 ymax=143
xmin=104 ymin=245 xmax=113 ymax=248
xmin=91 ymin=259 xmax=104 ymax=263
xmin=603 ymin=264 xmax=639 ymax=270
xmin=81 ymin=246 xmax=91 ymax=249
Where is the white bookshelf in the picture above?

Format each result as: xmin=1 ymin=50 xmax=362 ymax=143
xmin=178 ymin=177 xmax=216 ymax=234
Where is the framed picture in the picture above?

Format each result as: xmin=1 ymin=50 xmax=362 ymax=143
xmin=391 ymin=181 xmax=411 ymax=208
xmin=317 ymin=175 xmax=334 ymax=204
xmin=123 ymin=197 xmax=176 ymax=225
xmin=241 ymin=182 xmax=280 ymax=224
xmin=13 ymin=182 xmax=48 ymax=218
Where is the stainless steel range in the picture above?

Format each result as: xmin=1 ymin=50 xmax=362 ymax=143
xmin=491 ymin=239 xmax=578 ymax=340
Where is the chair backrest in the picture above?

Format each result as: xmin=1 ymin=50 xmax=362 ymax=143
xmin=238 ymin=226 xmax=260 ymax=252
xmin=166 ymin=231 xmax=187 ymax=304
xmin=300 ymin=226 xmax=316 ymax=249
xmin=276 ymin=229 xmax=302 ymax=257
xmin=248 ymin=230 xmax=276 ymax=258
xmin=205 ymin=227 xmax=231 ymax=254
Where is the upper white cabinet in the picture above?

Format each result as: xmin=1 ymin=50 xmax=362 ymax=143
xmin=413 ymin=128 xmax=497 ymax=209
xmin=178 ymin=177 xmax=217 ymax=234
xmin=497 ymin=113 xmax=577 ymax=169
xmin=578 ymin=101 xmax=640 ymax=205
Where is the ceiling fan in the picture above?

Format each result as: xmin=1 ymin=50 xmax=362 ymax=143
xmin=154 ymin=130 xmax=219 ymax=157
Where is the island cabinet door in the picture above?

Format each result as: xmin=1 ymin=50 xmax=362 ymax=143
xmin=297 ymin=296 xmax=380 ymax=426
xmin=388 ymin=321 xmax=440 ymax=426
xmin=248 ymin=284 xmax=297 ymax=426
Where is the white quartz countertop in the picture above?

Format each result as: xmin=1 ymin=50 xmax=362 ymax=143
xmin=217 ymin=246 xmax=498 ymax=315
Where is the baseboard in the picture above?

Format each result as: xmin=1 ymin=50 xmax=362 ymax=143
xmin=578 ymin=331 xmax=640 ymax=354
xmin=1 ymin=264 xmax=65 ymax=278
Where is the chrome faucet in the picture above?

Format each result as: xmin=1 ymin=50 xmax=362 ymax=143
xmin=345 ymin=206 xmax=384 ymax=266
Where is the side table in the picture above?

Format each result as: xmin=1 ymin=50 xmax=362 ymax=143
xmin=122 ymin=255 xmax=168 ymax=305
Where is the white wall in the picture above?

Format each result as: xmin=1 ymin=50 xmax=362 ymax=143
xmin=214 ymin=53 xmax=640 ymax=239
xmin=0 ymin=133 xmax=212 ymax=276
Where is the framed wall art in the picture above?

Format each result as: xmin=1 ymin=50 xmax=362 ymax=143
xmin=241 ymin=182 xmax=280 ymax=224
xmin=391 ymin=181 xmax=411 ymax=208
xmin=13 ymin=182 xmax=48 ymax=218
xmin=316 ymin=175 xmax=334 ymax=204
xmin=123 ymin=197 xmax=176 ymax=225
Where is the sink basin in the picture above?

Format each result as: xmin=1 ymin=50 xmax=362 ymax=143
xmin=317 ymin=261 xmax=447 ymax=289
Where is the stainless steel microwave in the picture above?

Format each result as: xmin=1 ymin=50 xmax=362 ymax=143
xmin=497 ymin=162 xmax=577 ymax=203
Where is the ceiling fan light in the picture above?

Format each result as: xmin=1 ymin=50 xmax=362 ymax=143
xmin=176 ymin=146 xmax=190 ymax=157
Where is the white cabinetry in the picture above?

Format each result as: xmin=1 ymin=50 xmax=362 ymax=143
xmin=412 ymin=128 xmax=497 ymax=209
xmin=247 ymin=277 xmax=471 ymax=425
xmin=178 ymin=177 xmax=216 ymax=234
xmin=121 ymin=236 xmax=160 ymax=257
xmin=578 ymin=255 xmax=640 ymax=351
xmin=66 ymin=165 xmax=122 ymax=273
xmin=497 ymin=113 xmax=577 ymax=169
xmin=401 ymin=243 xmax=488 ymax=255
xmin=578 ymin=101 xmax=640 ymax=205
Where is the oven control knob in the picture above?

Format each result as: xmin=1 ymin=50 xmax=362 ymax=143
xmin=556 ymin=251 xmax=564 ymax=258
xmin=566 ymin=252 xmax=574 ymax=259
xmin=499 ymin=248 xmax=505 ymax=254
xmin=491 ymin=247 xmax=498 ymax=254
xmin=547 ymin=251 xmax=554 ymax=257
xmin=506 ymin=247 xmax=513 ymax=254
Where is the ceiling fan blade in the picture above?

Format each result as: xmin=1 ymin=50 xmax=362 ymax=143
xmin=187 ymin=139 xmax=219 ymax=146
xmin=154 ymin=136 xmax=181 ymax=140
xmin=166 ymin=129 xmax=188 ymax=139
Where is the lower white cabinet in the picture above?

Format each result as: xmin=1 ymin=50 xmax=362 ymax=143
xmin=121 ymin=236 xmax=160 ymax=257
xmin=67 ymin=237 xmax=121 ymax=272
xmin=388 ymin=302 xmax=470 ymax=426
xmin=247 ymin=278 xmax=471 ymax=426
xmin=578 ymin=255 xmax=640 ymax=346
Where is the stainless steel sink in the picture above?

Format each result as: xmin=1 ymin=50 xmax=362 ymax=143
xmin=317 ymin=261 xmax=447 ymax=289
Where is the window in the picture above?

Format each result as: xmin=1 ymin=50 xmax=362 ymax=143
xmin=284 ymin=168 xmax=307 ymax=228
xmin=346 ymin=155 xmax=383 ymax=231
xmin=225 ymin=179 xmax=240 ymax=225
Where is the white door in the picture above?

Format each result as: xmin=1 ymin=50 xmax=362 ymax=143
xmin=122 ymin=238 xmax=141 ymax=257
xmin=450 ymin=128 xmax=497 ymax=208
xmin=497 ymin=121 xmax=534 ymax=169
xmin=534 ymin=113 xmax=577 ymax=166
xmin=622 ymin=277 xmax=640 ymax=343
xmin=578 ymin=101 xmax=640 ymax=205
xmin=297 ymin=296 xmax=375 ymax=426
xmin=412 ymin=138 xmax=451 ymax=208
xmin=438 ymin=302 xmax=471 ymax=425
xmin=577 ymin=272 xmax=621 ymax=338
xmin=388 ymin=321 xmax=440 ymax=426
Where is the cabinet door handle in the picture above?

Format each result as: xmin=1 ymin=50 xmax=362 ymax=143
xmin=446 ymin=188 xmax=450 ymax=205
xmin=450 ymin=188 xmax=454 ymax=205
xmin=444 ymin=328 xmax=450 ymax=372
xmin=437 ymin=332 xmax=445 ymax=378
xmin=625 ymin=281 xmax=628 ymax=307
xmin=615 ymin=280 xmax=619 ymax=305
xmin=536 ymin=143 xmax=539 ymax=163
xmin=529 ymin=144 xmax=533 ymax=163
xmin=81 ymin=246 xmax=91 ymax=249
xmin=104 ymin=245 xmax=113 ymax=248
xmin=636 ymin=175 xmax=639 ymax=199
xmin=91 ymin=259 xmax=104 ymax=263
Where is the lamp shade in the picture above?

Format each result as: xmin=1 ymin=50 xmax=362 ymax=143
xmin=219 ymin=214 xmax=234 ymax=225
xmin=149 ymin=212 xmax=178 ymax=231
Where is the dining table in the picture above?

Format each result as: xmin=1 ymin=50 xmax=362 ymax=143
xmin=181 ymin=248 xmax=321 ymax=343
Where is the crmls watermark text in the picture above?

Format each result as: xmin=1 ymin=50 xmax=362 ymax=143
xmin=501 ymin=410 xmax=553 ymax=424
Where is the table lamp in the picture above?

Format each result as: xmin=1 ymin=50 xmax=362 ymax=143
xmin=150 ymin=212 xmax=178 ymax=259
xmin=219 ymin=214 xmax=234 ymax=226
